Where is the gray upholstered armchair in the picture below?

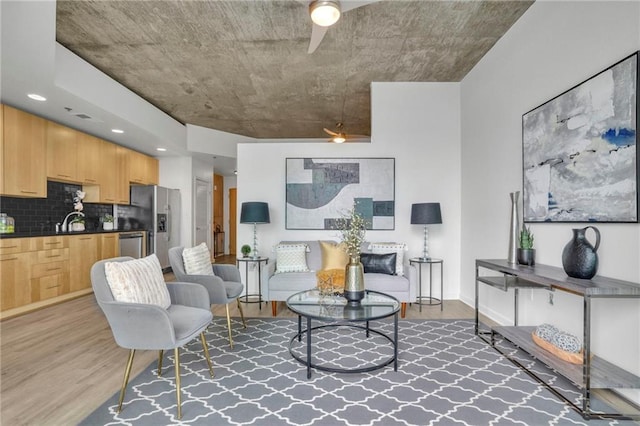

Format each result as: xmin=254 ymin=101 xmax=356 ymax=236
xmin=90 ymin=257 xmax=215 ymax=419
xmin=168 ymin=246 xmax=247 ymax=348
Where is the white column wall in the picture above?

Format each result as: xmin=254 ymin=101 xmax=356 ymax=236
xmin=237 ymin=83 xmax=461 ymax=299
xmin=461 ymin=0 xmax=640 ymax=401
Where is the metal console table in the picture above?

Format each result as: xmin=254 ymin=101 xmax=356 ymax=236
xmin=236 ymin=256 xmax=268 ymax=309
xmin=475 ymin=259 xmax=640 ymax=420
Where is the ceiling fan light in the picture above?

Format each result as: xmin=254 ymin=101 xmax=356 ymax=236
xmin=310 ymin=1 xmax=341 ymax=27
xmin=332 ymin=133 xmax=346 ymax=143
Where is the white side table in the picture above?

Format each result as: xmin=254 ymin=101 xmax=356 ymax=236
xmin=236 ymin=257 xmax=269 ymax=310
xmin=409 ymin=258 xmax=444 ymax=312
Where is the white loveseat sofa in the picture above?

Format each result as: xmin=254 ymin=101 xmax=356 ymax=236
xmin=263 ymin=240 xmax=417 ymax=317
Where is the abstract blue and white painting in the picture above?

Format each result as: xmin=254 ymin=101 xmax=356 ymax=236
xmin=523 ymin=52 xmax=638 ymax=222
xmin=286 ymin=158 xmax=395 ymax=230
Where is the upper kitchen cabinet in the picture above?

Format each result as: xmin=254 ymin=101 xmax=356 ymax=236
xmin=77 ymin=131 xmax=102 ymax=185
xmin=46 ymin=121 xmax=78 ymax=182
xmin=128 ymin=148 xmax=158 ymax=185
xmin=1 ymin=105 xmax=47 ymax=197
xmin=115 ymin=145 xmax=130 ymax=204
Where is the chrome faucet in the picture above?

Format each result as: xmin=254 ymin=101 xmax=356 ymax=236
xmin=60 ymin=211 xmax=85 ymax=232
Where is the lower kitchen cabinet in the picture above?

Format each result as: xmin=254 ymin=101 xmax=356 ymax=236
xmin=69 ymin=234 xmax=99 ymax=293
xmin=0 ymin=233 xmax=122 ymax=319
xmin=0 ymin=252 xmax=32 ymax=311
xmin=100 ymin=233 xmax=119 ymax=259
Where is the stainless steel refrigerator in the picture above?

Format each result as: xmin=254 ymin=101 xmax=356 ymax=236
xmin=128 ymin=185 xmax=181 ymax=270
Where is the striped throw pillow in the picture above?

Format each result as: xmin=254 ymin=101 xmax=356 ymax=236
xmin=182 ymin=243 xmax=214 ymax=275
xmin=105 ymin=254 xmax=171 ymax=309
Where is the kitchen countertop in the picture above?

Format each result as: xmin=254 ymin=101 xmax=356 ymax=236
xmin=0 ymin=229 xmax=146 ymax=239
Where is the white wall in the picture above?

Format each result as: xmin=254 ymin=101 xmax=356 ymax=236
xmin=461 ymin=0 xmax=640 ymax=400
xmin=237 ymin=82 xmax=462 ymax=298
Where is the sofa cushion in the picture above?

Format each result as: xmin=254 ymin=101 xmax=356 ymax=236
xmin=360 ymin=252 xmax=397 ymax=275
xmin=319 ymin=241 xmax=349 ymax=270
xmin=369 ymin=243 xmax=406 ymax=275
xmin=364 ymin=273 xmax=410 ymax=293
xmin=275 ymin=243 xmax=310 ymax=273
xmin=269 ymin=271 xmax=317 ymax=291
xmin=182 ymin=243 xmax=214 ymax=276
xmin=105 ymin=254 xmax=171 ymax=309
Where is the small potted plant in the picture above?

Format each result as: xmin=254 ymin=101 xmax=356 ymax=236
xmin=102 ymin=214 xmax=115 ymax=230
xmin=70 ymin=216 xmax=85 ymax=232
xmin=241 ymin=244 xmax=251 ymax=258
xmin=517 ymin=225 xmax=535 ymax=266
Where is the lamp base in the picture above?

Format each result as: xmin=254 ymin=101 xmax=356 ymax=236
xmin=417 ymin=256 xmax=432 ymax=261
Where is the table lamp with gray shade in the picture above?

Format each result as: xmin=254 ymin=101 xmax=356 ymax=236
xmin=411 ymin=203 xmax=442 ymax=260
xmin=240 ymin=202 xmax=270 ymax=259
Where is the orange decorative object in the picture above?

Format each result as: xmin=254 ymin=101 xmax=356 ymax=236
xmin=531 ymin=332 xmax=585 ymax=365
xmin=316 ymin=269 xmax=345 ymax=292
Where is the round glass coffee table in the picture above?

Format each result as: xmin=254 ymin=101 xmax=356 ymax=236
xmin=286 ymin=289 xmax=400 ymax=379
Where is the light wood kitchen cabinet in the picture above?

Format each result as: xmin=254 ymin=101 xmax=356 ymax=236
xmin=0 ymin=105 xmax=4 ymax=194
xmin=116 ymin=145 xmax=130 ymax=204
xmin=77 ymin=132 xmax=102 ymax=185
xmin=128 ymin=148 xmax=158 ymax=185
xmin=0 ymin=252 xmax=32 ymax=311
xmin=69 ymin=234 xmax=99 ymax=292
xmin=46 ymin=121 xmax=78 ymax=182
xmin=1 ymin=105 xmax=47 ymax=197
xmin=85 ymin=140 xmax=118 ymax=204
xmin=100 ymin=233 xmax=119 ymax=259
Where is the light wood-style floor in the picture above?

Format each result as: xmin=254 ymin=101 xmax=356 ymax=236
xmin=0 ymin=255 xmax=475 ymax=425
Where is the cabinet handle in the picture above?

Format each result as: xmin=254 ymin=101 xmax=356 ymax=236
xmin=47 ymin=267 xmax=61 ymax=271
xmin=46 ymin=285 xmax=61 ymax=289
xmin=79 ymin=237 xmax=91 ymax=240
xmin=20 ymin=190 xmax=38 ymax=194
xmin=0 ymin=257 xmax=18 ymax=261
xmin=1 ymin=245 xmax=18 ymax=249
xmin=58 ymin=174 xmax=71 ymax=178
xmin=105 ymin=198 xmax=115 ymax=202
xmin=46 ymin=255 xmax=61 ymax=258
xmin=85 ymin=179 xmax=96 ymax=183
xmin=45 ymin=242 xmax=61 ymax=245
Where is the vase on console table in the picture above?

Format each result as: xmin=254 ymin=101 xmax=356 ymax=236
xmin=344 ymin=255 xmax=365 ymax=306
xmin=507 ymin=191 xmax=520 ymax=264
xmin=562 ymin=226 xmax=600 ymax=279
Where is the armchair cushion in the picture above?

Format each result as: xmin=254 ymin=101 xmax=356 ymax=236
xmin=182 ymin=243 xmax=214 ymax=276
xmin=104 ymin=254 xmax=171 ymax=309
xmin=275 ymin=243 xmax=310 ymax=274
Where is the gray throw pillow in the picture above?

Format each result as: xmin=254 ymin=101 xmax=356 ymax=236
xmin=360 ymin=252 xmax=397 ymax=275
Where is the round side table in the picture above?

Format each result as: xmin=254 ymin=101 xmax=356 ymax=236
xmin=409 ymin=258 xmax=444 ymax=312
xmin=236 ymin=257 xmax=269 ymax=309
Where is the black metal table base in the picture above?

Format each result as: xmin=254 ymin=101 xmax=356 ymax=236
xmin=290 ymin=315 xmax=398 ymax=379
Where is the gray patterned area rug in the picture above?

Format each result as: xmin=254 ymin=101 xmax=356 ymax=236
xmin=81 ymin=318 xmax=632 ymax=425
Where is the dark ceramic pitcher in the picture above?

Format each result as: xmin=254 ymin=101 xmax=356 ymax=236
xmin=561 ymin=226 xmax=600 ymax=279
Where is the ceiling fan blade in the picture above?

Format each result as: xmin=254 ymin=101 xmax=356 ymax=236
xmin=346 ymin=133 xmax=370 ymax=139
xmin=341 ymin=0 xmax=380 ymax=13
xmin=308 ymin=23 xmax=329 ymax=54
xmin=323 ymin=127 xmax=339 ymax=136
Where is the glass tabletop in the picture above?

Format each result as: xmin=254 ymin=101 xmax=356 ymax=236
xmin=286 ymin=289 xmax=400 ymax=321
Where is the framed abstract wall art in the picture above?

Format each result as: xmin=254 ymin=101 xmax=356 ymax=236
xmin=285 ymin=158 xmax=395 ymax=230
xmin=523 ymin=51 xmax=639 ymax=223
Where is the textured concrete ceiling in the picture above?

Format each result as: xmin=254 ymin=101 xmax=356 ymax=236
xmin=55 ymin=0 xmax=533 ymax=139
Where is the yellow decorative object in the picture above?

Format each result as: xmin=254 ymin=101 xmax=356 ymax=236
xmin=316 ymin=269 xmax=345 ymax=292
xmin=319 ymin=241 xmax=349 ymax=270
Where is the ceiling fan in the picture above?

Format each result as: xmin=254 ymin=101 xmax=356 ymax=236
xmin=305 ymin=0 xmax=380 ymax=54
xmin=323 ymin=122 xmax=369 ymax=143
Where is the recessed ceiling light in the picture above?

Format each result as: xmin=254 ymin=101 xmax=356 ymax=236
xmin=156 ymin=147 xmax=167 ymax=152
xmin=111 ymin=129 xmax=124 ymax=134
xmin=27 ymin=93 xmax=47 ymax=101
